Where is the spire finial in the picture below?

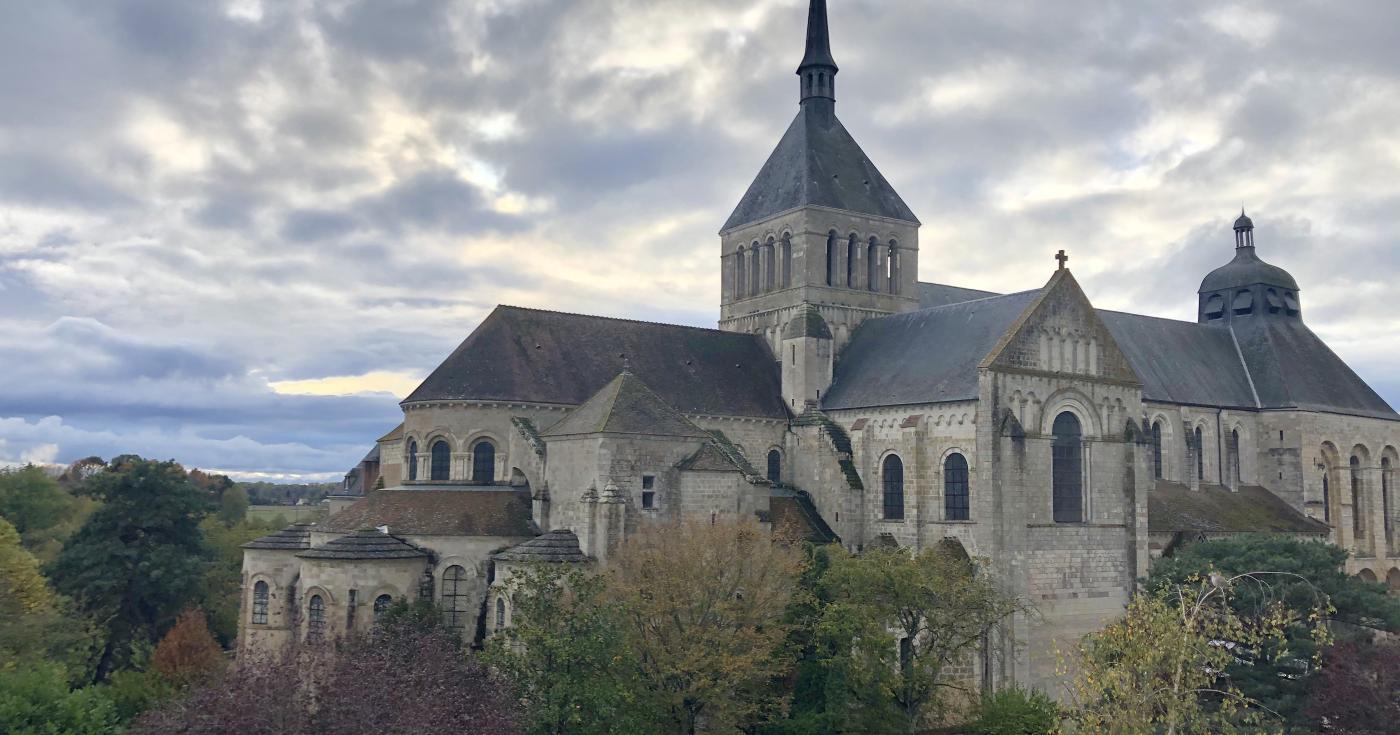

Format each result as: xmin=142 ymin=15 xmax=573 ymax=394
xmin=797 ymin=0 xmax=838 ymax=106
xmin=1233 ymin=209 xmax=1255 ymax=248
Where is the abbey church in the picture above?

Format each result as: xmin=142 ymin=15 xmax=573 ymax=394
xmin=240 ymin=0 xmax=1400 ymax=692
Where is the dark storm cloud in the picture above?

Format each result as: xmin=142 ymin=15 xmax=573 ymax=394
xmin=2 ymin=0 xmax=1399 ymax=477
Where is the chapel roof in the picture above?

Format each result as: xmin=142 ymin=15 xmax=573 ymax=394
xmin=492 ymin=529 xmax=589 ymax=564
xmin=322 ymin=488 xmax=535 ymax=537
xmin=296 ymin=529 xmax=430 ymax=560
xmin=1147 ymin=482 xmax=1330 ymax=535
xmin=403 ymin=306 xmax=787 ymax=420
xmin=542 ymin=370 xmax=709 ymax=438
xmin=721 ymin=103 xmax=919 ymax=232
xmin=242 ymin=522 xmax=313 ymax=551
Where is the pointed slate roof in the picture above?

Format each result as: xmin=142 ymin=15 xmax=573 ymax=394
xmin=242 ymin=523 xmax=313 ymax=551
xmin=721 ymin=104 xmax=919 ymax=232
xmin=297 ymin=529 xmax=430 ymax=560
xmin=403 ymin=306 xmax=786 ymax=420
xmin=542 ymin=371 xmax=709 ymax=438
xmin=492 ymin=529 xmax=589 ymax=564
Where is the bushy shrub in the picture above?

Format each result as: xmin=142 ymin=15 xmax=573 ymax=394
xmin=967 ymin=687 xmax=1059 ymax=735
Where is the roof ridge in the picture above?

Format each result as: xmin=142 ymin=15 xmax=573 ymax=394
xmin=494 ymin=305 xmax=744 ymax=337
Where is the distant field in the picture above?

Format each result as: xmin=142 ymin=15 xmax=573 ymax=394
xmin=247 ymin=505 xmax=326 ymax=524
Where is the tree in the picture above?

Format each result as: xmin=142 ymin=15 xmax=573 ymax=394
xmin=608 ymin=520 xmax=806 ymax=734
xmin=47 ymin=457 xmax=212 ymax=682
xmin=1303 ymin=639 xmax=1400 ymax=733
xmin=812 ymin=544 xmax=1023 ymax=733
xmin=135 ymin=607 xmax=522 ymax=735
xmin=151 ymin=609 xmax=225 ymax=688
xmin=0 ymin=464 xmax=87 ymax=561
xmin=0 ymin=662 xmax=120 ymax=735
xmin=1148 ymin=535 xmax=1400 ymax=726
xmin=216 ymin=485 xmax=249 ymax=527
xmin=1066 ymin=575 xmax=1319 ymax=734
xmin=0 ymin=516 xmax=98 ymax=676
xmin=486 ymin=565 xmax=659 ymax=735
xmin=197 ymin=515 xmax=275 ymax=646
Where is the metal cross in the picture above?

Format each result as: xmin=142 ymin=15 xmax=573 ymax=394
xmin=1055 ymin=250 xmax=1069 ymax=270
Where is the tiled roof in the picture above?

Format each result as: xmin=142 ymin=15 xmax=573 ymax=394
xmin=492 ymin=529 xmax=588 ymax=563
xmin=542 ymin=371 xmax=708 ymax=438
xmin=322 ymin=488 xmax=535 ymax=537
xmin=242 ymin=523 xmax=313 ymax=550
xmin=770 ymin=487 xmax=838 ymax=544
xmin=297 ymin=529 xmax=429 ymax=560
xmin=403 ymin=306 xmax=787 ymax=420
xmin=378 ymin=423 xmax=405 ymax=442
xmin=1147 ymin=482 xmax=1330 ymax=535
xmin=723 ymin=104 xmax=918 ymax=232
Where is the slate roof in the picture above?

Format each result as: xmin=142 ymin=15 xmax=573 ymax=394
xmin=378 ymin=423 xmax=404 ymax=442
xmin=1099 ymin=311 xmax=1257 ymax=409
xmin=297 ymin=529 xmax=430 ymax=560
xmin=1230 ymin=316 xmax=1395 ymax=419
xmin=243 ymin=523 xmax=313 ymax=551
xmin=322 ymin=488 xmax=535 ymax=537
xmin=542 ymin=371 xmax=709 ymax=438
xmin=823 ymin=291 xmax=1039 ymax=409
xmin=678 ymin=442 xmax=745 ymax=472
xmin=722 ymin=104 xmax=918 ymax=232
xmin=1147 ymin=482 xmax=1330 ymax=535
xmin=403 ymin=306 xmax=787 ymax=420
xmin=492 ymin=529 xmax=589 ymax=564
xmin=917 ymin=282 xmax=1000 ymax=310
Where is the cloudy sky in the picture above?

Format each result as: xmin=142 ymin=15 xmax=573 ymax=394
xmin=2 ymin=0 xmax=1399 ymax=481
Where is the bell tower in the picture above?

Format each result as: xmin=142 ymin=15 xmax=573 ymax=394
xmin=718 ymin=0 xmax=921 ymax=358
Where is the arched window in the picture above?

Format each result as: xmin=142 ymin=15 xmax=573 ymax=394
xmin=406 ymin=440 xmax=419 ymax=482
xmin=1194 ymin=427 xmax=1205 ymax=481
xmin=781 ymin=234 xmax=792 ymax=288
xmin=750 ymin=245 xmax=761 ymax=296
xmin=867 ymin=238 xmax=880 ymax=291
xmin=888 ymin=241 xmax=900 ymax=294
xmin=1351 ymin=456 xmax=1364 ymax=539
xmin=1383 ymin=457 xmax=1393 ymax=544
xmin=882 ymin=455 xmax=904 ymax=520
xmin=825 ymin=231 xmax=837 ymax=286
xmin=472 ymin=440 xmax=495 ymax=483
xmin=251 ymin=581 xmax=269 ymax=625
xmin=495 ymin=597 xmax=507 ymax=629
xmin=430 ymin=440 xmax=451 ymax=481
xmin=1052 ymin=412 xmax=1083 ymax=523
xmin=944 ymin=453 xmax=970 ymax=521
xmin=1151 ymin=422 xmax=1163 ymax=480
xmin=736 ymin=245 xmax=747 ymax=298
xmin=765 ymin=237 xmax=776 ymax=291
xmin=846 ymin=234 xmax=857 ymax=287
xmin=442 ymin=565 xmax=470 ymax=633
xmin=767 ymin=449 xmax=782 ymax=485
xmin=1322 ymin=471 xmax=1332 ymax=524
xmin=307 ymin=595 xmax=325 ymax=643
xmin=373 ymin=594 xmax=392 ymax=623
xmin=1229 ymin=430 xmax=1241 ymax=485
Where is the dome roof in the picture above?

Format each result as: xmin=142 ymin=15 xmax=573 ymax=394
xmin=783 ymin=305 xmax=832 ymax=340
xmin=1234 ymin=211 xmax=1254 ymax=231
xmin=1199 ymin=246 xmax=1299 ymax=293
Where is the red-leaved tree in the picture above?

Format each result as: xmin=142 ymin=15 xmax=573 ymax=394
xmin=133 ymin=604 xmax=521 ymax=735
xmin=151 ymin=608 xmax=225 ymax=688
xmin=1305 ymin=639 xmax=1400 ymax=734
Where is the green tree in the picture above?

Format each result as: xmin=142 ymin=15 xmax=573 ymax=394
xmin=216 ymin=485 xmax=249 ymax=526
xmin=0 ymin=516 xmax=98 ymax=676
xmin=486 ymin=565 xmax=658 ymax=735
xmin=1067 ymin=575 xmax=1321 ymax=734
xmin=1148 ymin=535 xmax=1400 ymax=727
xmin=0 ymin=464 xmax=90 ymax=562
xmin=47 ymin=457 xmax=212 ymax=682
xmin=196 ymin=515 xmax=274 ymax=646
xmin=0 ymin=662 xmax=120 ymax=735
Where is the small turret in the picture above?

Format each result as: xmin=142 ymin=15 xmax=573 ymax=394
xmin=797 ymin=0 xmax=838 ymax=110
xmin=781 ymin=304 xmax=834 ymax=410
xmin=1199 ymin=211 xmax=1301 ymax=323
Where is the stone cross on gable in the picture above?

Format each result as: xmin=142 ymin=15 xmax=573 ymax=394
xmin=1055 ymin=250 xmax=1069 ymax=270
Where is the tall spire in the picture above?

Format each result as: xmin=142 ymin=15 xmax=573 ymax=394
xmin=797 ymin=0 xmax=838 ymax=106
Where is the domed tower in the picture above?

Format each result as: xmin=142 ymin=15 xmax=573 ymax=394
xmin=719 ymin=0 xmax=921 ymax=357
xmin=1198 ymin=211 xmax=1302 ymax=324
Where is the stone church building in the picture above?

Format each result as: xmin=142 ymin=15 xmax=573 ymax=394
xmin=241 ymin=0 xmax=1400 ymax=692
